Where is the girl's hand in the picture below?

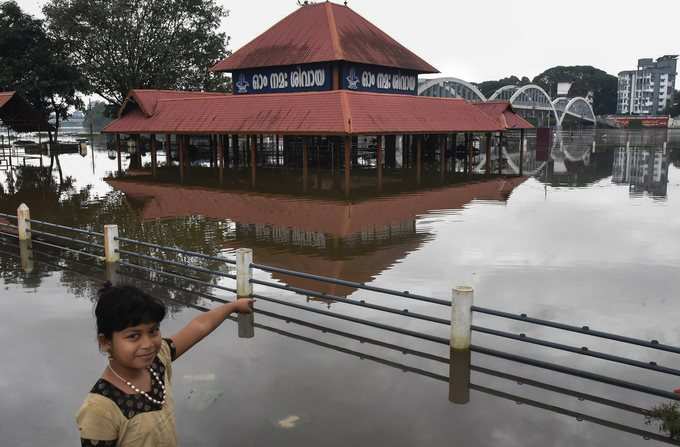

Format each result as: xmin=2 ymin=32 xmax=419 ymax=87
xmin=234 ymin=298 xmax=255 ymax=314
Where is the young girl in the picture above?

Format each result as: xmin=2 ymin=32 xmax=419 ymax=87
xmin=76 ymin=283 xmax=253 ymax=446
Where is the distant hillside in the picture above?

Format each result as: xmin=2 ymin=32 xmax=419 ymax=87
xmin=475 ymin=66 xmax=618 ymax=115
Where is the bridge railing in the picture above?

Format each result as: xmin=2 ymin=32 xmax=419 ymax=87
xmin=1 ymin=204 xmax=680 ymax=406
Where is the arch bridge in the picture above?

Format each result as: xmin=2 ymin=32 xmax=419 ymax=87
xmin=418 ymin=78 xmax=596 ymax=128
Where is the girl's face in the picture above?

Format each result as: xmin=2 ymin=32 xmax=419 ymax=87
xmin=102 ymin=322 xmax=162 ymax=370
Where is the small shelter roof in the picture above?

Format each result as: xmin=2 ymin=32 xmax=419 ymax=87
xmin=0 ymin=91 xmax=52 ymax=132
xmin=103 ymin=89 xmax=508 ymax=135
xmin=474 ymin=101 xmax=534 ymax=130
xmin=119 ymin=89 xmax=230 ymax=118
xmin=211 ymin=2 xmax=438 ymax=74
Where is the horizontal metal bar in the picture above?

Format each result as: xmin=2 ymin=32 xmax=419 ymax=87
xmin=472 ymin=325 xmax=680 ymax=377
xmin=0 ymin=212 xmax=17 ymax=220
xmin=117 ymin=249 xmax=236 ymax=280
xmin=118 ymin=260 xmax=237 ymax=294
xmin=26 ymin=219 xmax=103 ymax=238
xmin=115 ymin=236 xmax=236 ymax=265
xmin=29 ymin=239 xmax=105 ymax=261
xmin=27 ymin=228 xmax=105 ymax=250
xmin=251 ymin=292 xmax=447 ymax=344
xmin=473 ymin=305 xmax=680 ymax=355
xmin=251 ymin=277 xmax=679 ymax=377
xmin=250 ymin=277 xmax=449 ymax=325
xmin=471 ymin=344 xmax=680 ymax=401
xmin=0 ymin=222 xmax=17 ymax=230
xmin=251 ymin=262 xmax=450 ymax=306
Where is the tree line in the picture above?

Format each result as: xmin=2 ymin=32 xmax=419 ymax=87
xmin=0 ymin=0 xmax=231 ymax=139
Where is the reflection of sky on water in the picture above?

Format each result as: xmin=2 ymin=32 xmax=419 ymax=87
xmin=1 ymin=129 xmax=680 ymax=445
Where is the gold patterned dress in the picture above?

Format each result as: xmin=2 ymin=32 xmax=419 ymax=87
xmin=76 ymin=338 xmax=178 ymax=447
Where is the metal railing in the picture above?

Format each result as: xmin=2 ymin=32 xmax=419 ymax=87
xmin=2 ymin=204 xmax=680 ymax=406
xmin=0 ymin=238 xmax=677 ymax=445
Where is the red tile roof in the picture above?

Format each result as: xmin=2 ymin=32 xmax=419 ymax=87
xmin=474 ymin=101 xmax=533 ymax=130
xmin=211 ymin=2 xmax=438 ymax=74
xmin=103 ymin=89 xmax=508 ymax=135
xmin=0 ymin=91 xmax=15 ymax=108
xmin=120 ymin=89 xmax=229 ymax=117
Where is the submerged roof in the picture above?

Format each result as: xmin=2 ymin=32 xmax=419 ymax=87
xmin=104 ymin=89 xmax=508 ymax=135
xmin=0 ymin=91 xmax=52 ymax=132
xmin=211 ymin=2 xmax=438 ymax=74
xmin=120 ymin=89 xmax=229 ymax=118
xmin=474 ymin=101 xmax=534 ymax=130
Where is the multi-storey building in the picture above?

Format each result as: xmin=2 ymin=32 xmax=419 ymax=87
xmin=617 ymin=56 xmax=677 ymax=115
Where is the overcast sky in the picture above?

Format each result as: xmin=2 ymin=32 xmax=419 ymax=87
xmin=16 ymin=0 xmax=680 ymax=82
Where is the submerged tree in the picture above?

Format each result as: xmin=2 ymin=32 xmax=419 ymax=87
xmin=0 ymin=1 xmax=86 ymax=142
xmin=43 ymin=0 xmax=232 ymax=107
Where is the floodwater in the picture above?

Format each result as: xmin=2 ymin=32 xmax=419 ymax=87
xmin=1 ymin=129 xmax=679 ymax=446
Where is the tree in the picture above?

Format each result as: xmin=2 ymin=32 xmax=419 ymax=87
xmin=83 ymin=100 xmax=114 ymax=133
xmin=0 ymin=1 xmax=86 ymax=142
xmin=43 ymin=0 xmax=231 ymax=107
xmin=475 ymin=75 xmax=530 ymax=99
xmin=532 ymin=66 xmax=618 ymax=115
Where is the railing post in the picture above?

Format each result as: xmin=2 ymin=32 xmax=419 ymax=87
xmin=19 ymin=240 xmax=33 ymax=273
xmin=17 ymin=203 xmax=31 ymax=241
xmin=236 ymin=248 xmax=254 ymax=338
xmin=103 ymin=224 xmax=120 ymax=263
xmin=450 ymin=285 xmax=473 ymax=404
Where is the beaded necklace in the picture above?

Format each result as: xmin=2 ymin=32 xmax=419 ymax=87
xmin=108 ymin=364 xmax=166 ymax=405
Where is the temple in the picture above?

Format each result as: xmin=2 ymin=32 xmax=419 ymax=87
xmin=103 ymin=1 xmax=532 ymax=191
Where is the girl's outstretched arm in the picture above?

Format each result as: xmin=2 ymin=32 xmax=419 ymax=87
xmin=170 ymin=299 xmax=254 ymax=360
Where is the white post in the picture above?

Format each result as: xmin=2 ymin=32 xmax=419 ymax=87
xmin=450 ymin=285 xmax=473 ymax=404
xmin=451 ymin=286 xmax=473 ymax=350
xmin=103 ymin=224 xmax=120 ymax=263
xmin=236 ymin=248 xmax=253 ymax=297
xmin=592 ymin=140 xmax=596 ymax=152
xmin=17 ymin=203 xmax=31 ymax=241
xmin=236 ymin=248 xmax=254 ymax=338
xmin=19 ymin=240 xmax=33 ymax=273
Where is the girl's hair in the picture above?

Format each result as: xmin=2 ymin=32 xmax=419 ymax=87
xmin=95 ymin=282 xmax=167 ymax=339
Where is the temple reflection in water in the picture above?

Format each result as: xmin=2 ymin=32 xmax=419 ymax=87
xmin=107 ymin=172 xmax=526 ymax=299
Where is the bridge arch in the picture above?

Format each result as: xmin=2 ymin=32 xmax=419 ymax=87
xmin=508 ymin=85 xmax=561 ymax=127
xmin=488 ymin=85 xmax=519 ymax=101
xmin=417 ymin=77 xmax=487 ymax=102
xmin=557 ymin=97 xmax=596 ymax=127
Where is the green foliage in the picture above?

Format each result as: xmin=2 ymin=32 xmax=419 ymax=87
xmin=532 ymin=66 xmax=617 ymax=115
xmin=646 ymin=402 xmax=680 ymax=440
xmin=664 ymin=90 xmax=680 ymax=117
xmin=0 ymin=1 xmax=86 ymax=139
xmin=82 ymin=101 xmax=113 ymax=132
xmin=43 ymin=0 xmax=232 ymax=106
xmin=475 ymin=76 xmax=530 ymax=98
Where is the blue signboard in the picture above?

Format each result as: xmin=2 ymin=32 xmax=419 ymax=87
xmin=341 ymin=63 xmax=418 ymax=95
xmin=232 ymin=63 xmax=331 ymax=95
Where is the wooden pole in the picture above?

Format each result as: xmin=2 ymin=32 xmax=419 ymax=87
xmin=150 ymin=134 xmax=157 ymax=177
xmin=485 ymin=133 xmax=492 ymax=175
xmin=178 ymin=135 xmax=185 ymax=182
xmin=165 ymin=134 xmax=172 ymax=166
xmin=416 ymin=136 xmax=422 ymax=185
xmin=302 ymin=138 xmax=309 ymax=191
xmin=377 ymin=135 xmax=383 ymax=191
xmin=344 ymin=135 xmax=351 ymax=196
xmin=250 ymin=135 xmax=256 ymax=188
xmin=451 ymin=133 xmax=457 ymax=173
xmin=498 ymin=132 xmax=503 ymax=175
xmin=116 ymin=134 xmax=122 ymax=174
xmin=218 ymin=134 xmax=225 ymax=184
xmin=519 ymin=129 xmax=525 ymax=176
xmin=440 ymin=135 xmax=446 ymax=178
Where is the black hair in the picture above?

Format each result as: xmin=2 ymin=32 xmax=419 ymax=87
xmin=95 ymin=282 xmax=167 ymax=339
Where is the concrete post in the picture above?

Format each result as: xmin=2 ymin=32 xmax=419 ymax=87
xmin=103 ymin=224 xmax=120 ymax=263
xmin=451 ymin=286 xmax=473 ymax=350
xmin=19 ymin=240 xmax=33 ymax=273
xmin=450 ymin=285 xmax=473 ymax=404
xmin=236 ymin=248 xmax=254 ymax=338
xmin=17 ymin=203 xmax=31 ymax=241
